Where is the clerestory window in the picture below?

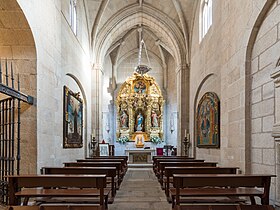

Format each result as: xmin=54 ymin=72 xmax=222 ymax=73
xmin=69 ymin=0 xmax=77 ymax=35
xmin=200 ymin=0 xmax=212 ymax=42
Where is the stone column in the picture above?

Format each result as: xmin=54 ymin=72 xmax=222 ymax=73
xmin=176 ymin=64 xmax=189 ymax=155
xmin=271 ymin=67 xmax=280 ymax=205
xmin=92 ymin=64 xmax=103 ymax=142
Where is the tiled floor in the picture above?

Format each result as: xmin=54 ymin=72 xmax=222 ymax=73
xmin=110 ymin=168 xmax=171 ymax=210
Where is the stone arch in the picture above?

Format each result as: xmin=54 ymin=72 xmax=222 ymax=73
xmin=245 ymin=0 xmax=278 ymax=203
xmin=192 ymin=73 xmax=215 ymax=157
xmin=0 ymin=0 xmax=37 ymax=173
xmin=66 ymin=73 xmax=88 ymax=156
xmin=94 ymin=3 xmax=186 ymax=67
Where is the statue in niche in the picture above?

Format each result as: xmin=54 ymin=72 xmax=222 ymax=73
xmin=151 ymin=110 xmax=160 ymax=127
xmin=135 ymin=112 xmax=144 ymax=131
xmin=120 ymin=110 xmax=128 ymax=128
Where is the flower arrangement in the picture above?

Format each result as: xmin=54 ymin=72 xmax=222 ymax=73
xmin=150 ymin=136 xmax=162 ymax=144
xmin=117 ymin=136 xmax=129 ymax=144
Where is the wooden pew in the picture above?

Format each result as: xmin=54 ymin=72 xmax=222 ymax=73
xmin=164 ymin=167 xmax=238 ymax=201
xmin=172 ymin=174 xmax=275 ymax=208
xmin=158 ymin=162 xmax=217 ymax=186
xmin=6 ymin=205 xmax=102 ymax=210
xmin=176 ymin=205 xmax=275 ymax=210
xmin=41 ymin=167 xmax=117 ymax=199
xmin=154 ymin=158 xmax=205 ymax=174
xmin=64 ymin=162 xmax=123 ymax=187
xmin=86 ymin=156 xmax=128 ymax=162
xmin=7 ymin=175 xmax=109 ymax=210
xmin=152 ymin=156 xmax=195 ymax=162
xmin=77 ymin=159 xmax=127 ymax=175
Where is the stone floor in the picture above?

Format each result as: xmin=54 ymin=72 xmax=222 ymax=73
xmin=110 ymin=168 xmax=171 ymax=210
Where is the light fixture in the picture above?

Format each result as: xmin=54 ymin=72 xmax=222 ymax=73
xmin=135 ymin=32 xmax=152 ymax=76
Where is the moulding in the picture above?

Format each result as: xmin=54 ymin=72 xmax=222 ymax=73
xmin=271 ymin=67 xmax=280 ymax=88
xmin=273 ymin=123 xmax=280 ymax=139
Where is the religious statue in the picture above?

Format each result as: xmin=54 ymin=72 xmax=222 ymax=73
xmin=116 ymin=73 xmax=164 ymax=139
xmin=135 ymin=112 xmax=144 ymax=131
xmin=151 ymin=110 xmax=160 ymax=127
xmin=120 ymin=110 xmax=128 ymax=128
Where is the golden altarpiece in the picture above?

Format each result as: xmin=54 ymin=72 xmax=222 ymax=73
xmin=116 ymin=73 xmax=164 ymax=147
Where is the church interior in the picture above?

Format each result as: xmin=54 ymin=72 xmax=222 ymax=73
xmin=1 ymin=0 xmax=280 ymax=209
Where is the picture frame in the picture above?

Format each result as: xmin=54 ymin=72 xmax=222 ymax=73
xmin=63 ymin=86 xmax=83 ymax=148
xmin=99 ymin=143 xmax=109 ymax=156
xmin=196 ymin=92 xmax=220 ymax=148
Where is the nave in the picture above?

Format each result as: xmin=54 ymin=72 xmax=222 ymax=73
xmin=110 ymin=168 xmax=170 ymax=210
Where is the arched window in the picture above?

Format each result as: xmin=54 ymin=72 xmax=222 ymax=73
xmin=69 ymin=0 xmax=77 ymax=35
xmin=200 ymin=0 xmax=212 ymax=41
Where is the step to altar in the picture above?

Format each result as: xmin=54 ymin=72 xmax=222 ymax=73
xmin=128 ymin=163 xmax=153 ymax=168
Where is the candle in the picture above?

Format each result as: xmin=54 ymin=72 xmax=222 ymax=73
xmin=184 ymin=129 xmax=187 ymax=138
xmin=92 ymin=129 xmax=95 ymax=137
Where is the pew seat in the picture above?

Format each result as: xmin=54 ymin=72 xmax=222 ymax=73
xmin=7 ymin=175 xmax=108 ymax=210
xmin=7 ymin=204 xmax=102 ymax=210
xmin=171 ymin=174 xmax=275 ymax=208
xmin=176 ymin=205 xmax=275 ymax=210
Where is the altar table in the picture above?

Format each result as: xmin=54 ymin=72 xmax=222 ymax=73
xmin=125 ymin=149 xmax=156 ymax=163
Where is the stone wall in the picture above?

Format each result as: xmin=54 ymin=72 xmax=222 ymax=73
xmin=0 ymin=0 xmax=37 ymax=174
xmin=190 ymin=0 xmax=279 ymax=203
xmin=17 ymin=0 xmax=92 ymax=170
xmin=165 ymin=55 xmax=178 ymax=147
xmin=249 ymin=1 xmax=280 ymax=202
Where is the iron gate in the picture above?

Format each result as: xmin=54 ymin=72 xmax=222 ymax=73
xmin=0 ymin=59 xmax=33 ymax=204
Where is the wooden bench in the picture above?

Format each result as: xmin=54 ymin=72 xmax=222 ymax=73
xmin=76 ymin=159 xmax=127 ymax=175
xmin=164 ymin=167 xmax=238 ymax=200
xmin=153 ymin=158 xmax=205 ymax=174
xmin=172 ymin=174 xmax=275 ymax=208
xmin=158 ymin=162 xmax=217 ymax=186
xmin=7 ymin=175 xmax=109 ymax=210
xmin=41 ymin=167 xmax=117 ymax=199
xmin=175 ymin=205 xmax=275 ymax=210
xmin=64 ymin=162 xmax=123 ymax=187
xmin=6 ymin=205 xmax=102 ymax=210
xmin=153 ymin=156 xmax=195 ymax=162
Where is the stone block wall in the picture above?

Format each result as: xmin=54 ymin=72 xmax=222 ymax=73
xmin=17 ymin=0 xmax=92 ymax=170
xmin=250 ymin=0 xmax=280 ymax=203
xmin=0 ymin=1 xmax=37 ymax=174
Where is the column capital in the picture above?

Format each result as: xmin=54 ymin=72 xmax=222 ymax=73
xmin=93 ymin=63 xmax=103 ymax=72
xmin=175 ymin=64 xmax=188 ymax=73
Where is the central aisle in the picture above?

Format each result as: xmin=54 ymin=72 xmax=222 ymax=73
xmin=110 ymin=168 xmax=171 ymax=210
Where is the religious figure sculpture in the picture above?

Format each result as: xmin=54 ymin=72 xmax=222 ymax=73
xmin=151 ymin=110 xmax=160 ymax=127
xmin=120 ymin=110 xmax=128 ymax=128
xmin=116 ymin=73 xmax=164 ymax=140
xmin=136 ymin=112 xmax=144 ymax=131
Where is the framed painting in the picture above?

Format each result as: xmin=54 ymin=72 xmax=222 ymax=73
xmin=196 ymin=92 xmax=220 ymax=148
xmin=99 ymin=143 xmax=109 ymax=156
xmin=63 ymin=86 xmax=83 ymax=148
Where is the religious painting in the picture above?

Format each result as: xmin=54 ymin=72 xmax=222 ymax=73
xmin=99 ymin=143 xmax=109 ymax=156
xmin=196 ymin=92 xmax=220 ymax=148
xmin=63 ymin=86 xmax=83 ymax=148
xmin=134 ymin=80 xmax=146 ymax=93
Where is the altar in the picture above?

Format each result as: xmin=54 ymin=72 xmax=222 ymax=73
xmin=125 ymin=148 xmax=156 ymax=163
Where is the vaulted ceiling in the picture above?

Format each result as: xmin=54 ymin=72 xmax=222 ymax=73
xmin=86 ymin=0 xmax=198 ymax=68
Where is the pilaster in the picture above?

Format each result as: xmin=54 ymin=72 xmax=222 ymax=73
xmin=271 ymin=66 xmax=280 ymax=205
xmin=176 ymin=64 xmax=189 ymax=155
